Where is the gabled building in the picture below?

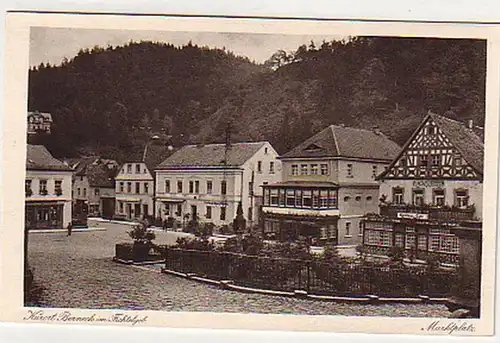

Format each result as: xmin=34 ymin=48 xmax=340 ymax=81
xmin=72 ymin=158 xmax=118 ymax=218
xmin=261 ymin=125 xmax=401 ymax=246
xmin=27 ymin=111 xmax=52 ymax=135
xmin=155 ymin=142 xmax=281 ymax=227
xmin=362 ymin=112 xmax=484 ymax=265
xmin=115 ymin=141 xmax=171 ymax=220
xmin=25 ymin=145 xmax=73 ymax=229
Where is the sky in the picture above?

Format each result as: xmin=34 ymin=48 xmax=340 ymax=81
xmin=29 ymin=27 xmax=345 ymax=67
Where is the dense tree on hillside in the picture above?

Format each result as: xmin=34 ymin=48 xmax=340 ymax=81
xmin=28 ymin=37 xmax=485 ymax=160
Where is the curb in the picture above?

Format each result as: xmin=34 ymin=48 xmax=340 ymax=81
xmin=29 ymin=227 xmax=107 ymax=234
xmin=158 ymin=268 xmax=449 ymax=304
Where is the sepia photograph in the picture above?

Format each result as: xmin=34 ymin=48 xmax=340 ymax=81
xmin=1 ymin=12 xmax=499 ymax=337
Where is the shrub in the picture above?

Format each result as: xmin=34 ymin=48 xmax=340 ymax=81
xmin=128 ymin=222 xmax=156 ymax=244
xmin=175 ymin=236 xmax=214 ymax=251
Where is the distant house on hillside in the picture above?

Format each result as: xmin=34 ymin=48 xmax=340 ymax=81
xmin=27 ymin=111 xmax=52 ymax=135
xmin=115 ymin=141 xmax=172 ymax=221
xmin=362 ymin=112 xmax=483 ymax=265
xmin=155 ymin=142 xmax=281 ymax=228
xmin=72 ymin=158 xmax=119 ymax=219
xmin=261 ymin=124 xmax=401 ymax=246
xmin=25 ymin=145 xmax=73 ymax=230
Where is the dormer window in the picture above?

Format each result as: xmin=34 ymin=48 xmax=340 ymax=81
xmin=304 ymin=143 xmax=322 ymax=152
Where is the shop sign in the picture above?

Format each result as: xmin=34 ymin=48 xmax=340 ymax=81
xmin=397 ymin=212 xmax=429 ymax=220
xmin=412 ymin=180 xmax=445 ymax=188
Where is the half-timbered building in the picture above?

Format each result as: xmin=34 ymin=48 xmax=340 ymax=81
xmin=261 ymin=125 xmax=401 ymax=246
xmin=362 ymin=112 xmax=484 ymax=265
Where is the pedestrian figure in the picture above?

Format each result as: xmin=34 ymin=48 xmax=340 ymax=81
xmin=67 ymin=222 xmax=72 ymax=236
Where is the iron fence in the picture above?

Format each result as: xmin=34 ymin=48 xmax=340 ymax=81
xmin=165 ymin=248 xmax=457 ymax=297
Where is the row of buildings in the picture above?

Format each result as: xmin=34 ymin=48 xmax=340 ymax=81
xmin=25 ymin=111 xmax=484 ymax=263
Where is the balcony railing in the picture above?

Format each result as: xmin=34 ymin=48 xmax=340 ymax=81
xmin=379 ymin=203 xmax=475 ymax=222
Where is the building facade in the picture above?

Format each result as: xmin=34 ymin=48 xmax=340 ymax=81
xmin=155 ymin=142 xmax=281 ymax=227
xmin=114 ymin=140 xmax=171 ymax=221
xmin=72 ymin=158 xmax=118 ymax=218
xmin=261 ymin=125 xmax=401 ymax=246
xmin=27 ymin=111 xmax=52 ymax=135
xmin=25 ymin=145 xmax=73 ymax=230
xmin=362 ymin=112 xmax=484 ymax=265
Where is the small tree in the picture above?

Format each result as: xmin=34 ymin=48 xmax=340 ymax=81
xmin=128 ymin=221 xmax=156 ymax=245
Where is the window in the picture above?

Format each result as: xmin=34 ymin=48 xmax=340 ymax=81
xmin=365 ymin=229 xmax=392 ymax=247
xmin=455 ymin=190 xmax=468 ymax=208
xmin=429 ymin=228 xmax=459 ymax=254
xmin=77 ymin=187 xmax=81 ymax=196
xmin=433 ymin=189 xmax=445 ymax=206
xmin=269 ymin=161 xmax=275 ymax=174
xmin=328 ymin=191 xmax=338 ymax=208
xmin=345 ymin=222 xmax=351 ymax=237
xmin=248 ymin=207 xmax=253 ymax=221
xmin=83 ymin=188 xmax=87 ymax=197
xmin=291 ymin=164 xmax=299 ymax=175
xmin=420 ymin=154 xmax=429 ymax=167
xmin=295 ymin=190 xmax=302 ymax=207
xmin=311 ymin=164 xmax=318 ymax=175
xmin=39 ymin=179 xmax=47 ymax=195
xmin=300 ymin=164 xmax=308 ymax=175
xmin=454 ymin=156 xmax=462 ymax=167
xmin=119 ymin=182 xmax=124 ymax=193
xmin=270 ymin=189 xmax=279 ymax=205
xmin=127 ymin=164 xmax=132 ymax=173
xmin=286 ymin=189 xmax=295 ymax=206
xmin=25 ymin=180 xmax=32 ymax=196
xmin=358 ymin=222 xmax=363 ymax=236
xmin=431 ymin=154 xmax=440 ymax=167
xmin=355 ymin=195 xmax=361 ymax=202
xmin=347 ymin=164 xmax=353 ymax=177
xmin=94 ymin=188 xmax=100 ymax=196
xmin=395 ymin=233 xmax=405 ymax=247
xmin=195 ymin=181 xmax=200 ymax=193
xmin=303 ymin=190 xmax=312 ymax=207
xmin=53 ymin=180 xmax=62 ymax=196
xmin=206 ymin=206 xmax=212 ymax=219
xmin=344 ymin=196 xmax=350 ymax=202
xmin=135 ymin=182 xmax=140 ymax=194
xmin=366 ymin=196 xmax=373 ymax=202
xmin=221 ymin=181 xmax=227 ymax=195
xmin=127 ymin=182 xmax=132 ymax=193
xmin=372 ymin=165 xmax=378 ymax=178
xmin=135 ymin=164 xmax=141 ymax=173
xmin=393 ymin=187 xmax=404 ymax=204
xmin=412 ymin=189 xmax=424 ymax=206
xmin=176 ymin=204 xmax=182 ymax=216
xmin=312 ymin=190 xmax=320 ymax=208
xmin=165 ymin=180 xmax=171 ymax=193
xmin=144 ymin=182 xmax=149 ymax=194
xmin=417 ymin=235 xmax=427 ymax=251
xmin=265 ymin=147 xmax=268 ymax=154
xmin=189 ymin=181 xmax=194 ymax=193
xmin=405 ymin=230 xmax=416 ymax=250
xmin=257 ymin=161 xmax=262 ymax=173
xmin=320 ymin=190 xmax=329 ymax=208
xmin=249 ymin=182 xmax=254 ymax=195
xmin=177 ymin=180 xmax=183 ymax=193
xmin=119 ymin=202 xmax=123 ymax=213
xmin=206 ymin=180 xmax=213 ymax=194
xmin=320 ymin=164 xmax=329 ymax=175
xmin=80 ymin=176 xmax=83 ymax=181
xmin=278 ymin=189 xmax=285 ymax=206
xmin=220 ymin=207 xmax=226 ymax=220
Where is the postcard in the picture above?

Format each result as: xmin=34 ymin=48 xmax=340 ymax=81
xmin=1 ymin=11 xmax=499 ymax=337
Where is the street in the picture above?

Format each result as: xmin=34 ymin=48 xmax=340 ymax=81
xmin=27 ymin=220 xmax=451 ymax=316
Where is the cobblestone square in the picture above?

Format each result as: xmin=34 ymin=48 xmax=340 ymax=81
xmin=27 ymin=220 xmax=450 ymax=317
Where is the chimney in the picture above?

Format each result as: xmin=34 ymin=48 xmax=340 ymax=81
xmin=468 ymin=119 xmax=474 ymax=129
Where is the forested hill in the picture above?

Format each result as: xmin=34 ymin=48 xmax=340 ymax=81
xmin=28 ymin=37 xmax=486 ymax=163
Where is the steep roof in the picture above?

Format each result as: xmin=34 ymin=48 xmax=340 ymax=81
xmin=378 ymin=112 xmax=484 ymax=179
xmin=123 ymin=141 xmax=175 ymax=172
xmin=281 ymin=125 xmax=401 ymax=161
xmin=157 ymin=142 xmax=267 ymax=169
xmin=26 ymin=145 xmax=72 ymax=171
xmin=86 ymin=164 xmax=117 ymax=188
xmin=430 ymin=113 xmax=484 ymax=174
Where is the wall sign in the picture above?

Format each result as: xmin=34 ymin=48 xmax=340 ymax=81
xmin=397 ymin=212 xmax=429 ymax=220
xmin=412 ymin=180 xmax=445 ymax=188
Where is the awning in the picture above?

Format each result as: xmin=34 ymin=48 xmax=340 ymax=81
xmin=157 ymin=198 xmax=185 ymax=203
xmin=116 ymin=197 xmax=141 ymax=203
